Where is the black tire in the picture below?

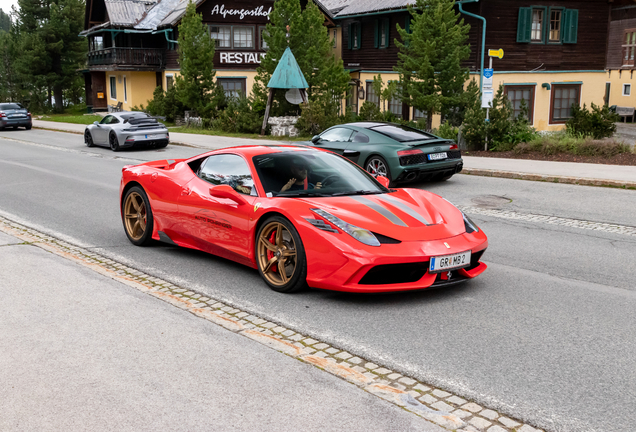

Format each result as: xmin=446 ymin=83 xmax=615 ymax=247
xmin=121 ymin=186 xmax=154 ymax=246
xmin=85 ymin=130 xmax=95 ymax=147
xmin=255 ymin=216 xmax=307 ymax=293
xmin=109 ymin=132 xmax=120 ymax=152
xmin=365 ymin=155 xmax=395 ymax=187
xmin=25 ymin=124 xmax=32 ymax=130
xmin=13 ymin=126 xmax=18 ymax=130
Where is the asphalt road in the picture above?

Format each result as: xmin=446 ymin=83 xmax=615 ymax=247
xmin=2 ymin=128 xmax=635 ymax=432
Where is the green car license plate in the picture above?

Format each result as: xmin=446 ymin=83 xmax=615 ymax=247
xmin=427 ymin=152 xmax=448 ymax=161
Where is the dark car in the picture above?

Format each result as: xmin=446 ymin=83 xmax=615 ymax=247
xmin=0 ymin=103 xmax=32 ymax=130
xmin=305 ymin=122 xmax=462 ymax=186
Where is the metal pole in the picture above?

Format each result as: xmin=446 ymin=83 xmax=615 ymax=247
xmin=485 ymin=56 xmax=492 ymax=151
xmin=457 ymin=0 xmax=486 ymax=95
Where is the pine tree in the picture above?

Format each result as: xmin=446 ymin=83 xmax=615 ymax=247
xmin=254 ymin=0 xmax=349 ymax=117
xmin=0 ymin=9 xmax=11 ymax=32
xmin=13 ymin=0 xmax=87 ymax=111
xmin=395 ymin=0 xmax=471 ymax=129
xmin=175 ymin=1 xmax=217 ymax=118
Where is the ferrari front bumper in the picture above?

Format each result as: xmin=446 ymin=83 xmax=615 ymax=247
xmin=305 ymin=231 xmax=488 ymax=293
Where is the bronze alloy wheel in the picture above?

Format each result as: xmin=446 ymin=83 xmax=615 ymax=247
xmin=256 ymin=218 xmax=306 ymax=292
xmin=123 ymin=191 xmax=148 ymax=242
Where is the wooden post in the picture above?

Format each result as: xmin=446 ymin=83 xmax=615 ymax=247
xmin=261 ymin=88 xmax=275 ymax=135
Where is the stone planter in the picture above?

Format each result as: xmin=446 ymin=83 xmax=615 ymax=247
xmin=268 ymin=116 xmax=300 ymax=137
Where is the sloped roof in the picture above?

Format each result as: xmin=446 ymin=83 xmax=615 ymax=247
xmin=105 ymin=0 xmax=154 ymax=26
xmin=267 ymin=47 xmax=309 ymax=89
xmin=321 ymin=0 xmax=413 ymax=17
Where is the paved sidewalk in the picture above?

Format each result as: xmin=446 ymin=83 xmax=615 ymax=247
xmin=33 ymin=119 xmax=636 ymax=189
xmin=0 ymin=228 xmax=446 ymax=432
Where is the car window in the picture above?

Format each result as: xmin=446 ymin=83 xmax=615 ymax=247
xmin=198 ymin=154 xmax=255 ymax=196
xmin=350 ymin=132 xmax=370 ymax=143
xmin=319 ymin=127 xmax=355 ymax=142
xmin=252 ymin=150 xmax=387 ymax=197
xmin=369 ymin=124 xmax=435 ymax=142
xmin=100 ymin=116 xmax=113 ymax=125
xmin=0 ymin=103 xmax=24 ymax=110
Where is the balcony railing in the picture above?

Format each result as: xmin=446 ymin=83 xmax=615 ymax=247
xmin=87 ymin=48 xmax=164 ymax=68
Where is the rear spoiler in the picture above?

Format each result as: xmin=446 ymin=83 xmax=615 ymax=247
xmin=122 ymin=159 xmax=184 ymax=171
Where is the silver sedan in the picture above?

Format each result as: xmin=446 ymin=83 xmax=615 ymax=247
xmin=84 ymin=112 xmax=169 ymax=151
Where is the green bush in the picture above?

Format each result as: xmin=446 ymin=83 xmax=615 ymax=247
xmin=566 ymin=103 xmax=620 ymax=139
xmin=433 ymin=121 xmax=459 ymax=140
xmin=515 ymin=132 xmax=631 ymax=157
xmin=212 ymin=96 xmax=263 ymax=134
xmin=358 ymin=101 xmax=382 ymax=121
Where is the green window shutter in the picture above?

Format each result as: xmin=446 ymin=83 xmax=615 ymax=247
xmin=348 ymin=23 xmax=352 ymax=49
xmin=384 ymin=18 xmax=390 ymax=48
xmin=517 ymin=7 xmax=532 ymax=43
xmin=374 ymin=20 xmax=379 ymax=48
xmin=563 ymin=9 xmax=578 ymax=43
xmin=356 ymin=22 xmax=362 ymax=49
xmin=405 ymin=15 xmax=411 ymax=47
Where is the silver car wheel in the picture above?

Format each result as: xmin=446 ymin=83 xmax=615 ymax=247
xmin=366 ymin=157 xmax=388 ymax=178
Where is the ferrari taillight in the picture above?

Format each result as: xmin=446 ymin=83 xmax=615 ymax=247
xmin=449 ymin=144 xmax=458 ymax=150
xmin=397 ymin=149 xmax=423 ymax=157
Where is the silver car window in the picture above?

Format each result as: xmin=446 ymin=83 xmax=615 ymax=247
xmin=320 ymin=127 xmax=354 ymax=142
xmin=198 ymin=154 xmax=255 ymax=196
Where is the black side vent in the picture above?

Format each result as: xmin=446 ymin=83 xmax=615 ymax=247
xmin=306 ymin=218 xmax=338 ymax=233
xmin=372 ymin=232 xmax=401 ymax=244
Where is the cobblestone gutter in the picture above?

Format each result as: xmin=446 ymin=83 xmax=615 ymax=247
xmin=0 ymin=215 xmax=546 ymax=432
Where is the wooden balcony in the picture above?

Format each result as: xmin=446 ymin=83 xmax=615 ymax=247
xmin=87 ymin=48 xmax=164 ymax=69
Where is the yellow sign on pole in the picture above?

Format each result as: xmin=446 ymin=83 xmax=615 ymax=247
xmin=488 ymin=48 xmax=504 ymax=59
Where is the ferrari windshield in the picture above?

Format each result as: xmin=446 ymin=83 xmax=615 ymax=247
xmin=253 ymin=150 xmax=389 ymax=197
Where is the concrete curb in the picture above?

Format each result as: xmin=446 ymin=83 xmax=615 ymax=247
xmin=461 ymin=168 xmax=636 ymax=190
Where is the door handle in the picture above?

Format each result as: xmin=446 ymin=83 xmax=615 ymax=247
xmin=181 ymin=188 xmax=191 ymax=196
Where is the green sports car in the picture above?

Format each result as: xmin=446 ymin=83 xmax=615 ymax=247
xmin=305 ymin=122 xmax=462 ymax=186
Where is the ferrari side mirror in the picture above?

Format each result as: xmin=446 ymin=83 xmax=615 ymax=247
xmin=311 ymin=135 xmax=321 ymax=144
xmin=376 ymin=176 xmax=390 ymax=188
xmin=209 ymin=185 xmax=248 ymax=205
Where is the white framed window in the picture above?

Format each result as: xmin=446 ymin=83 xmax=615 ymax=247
xmin=210 ymin=25 xmax=231 ymax=48
xmin=259 ymin=26 xmax=268 ymax=50
xmin=233 ymin=26 xmax=254 ymax=49
xmin=109 ymin=76 xmax=117 ymax=100
xmin=623 ymin=83 xmax=631 ymax=96
xmin=166 ymin=74 xmax=174 ymax=91
xmin=123 ymin=76 xmax=127 ymax=102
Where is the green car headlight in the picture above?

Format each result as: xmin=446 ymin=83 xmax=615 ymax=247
xmin=311 ymin=208 xmax=380 ymax=247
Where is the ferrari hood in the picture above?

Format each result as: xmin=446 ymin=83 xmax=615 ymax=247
xmin=298 ymin=189 xmax=466 ymax=242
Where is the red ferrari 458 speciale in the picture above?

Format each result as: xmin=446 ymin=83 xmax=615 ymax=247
xmin=120 ymin=145 xmax=488 ymax=293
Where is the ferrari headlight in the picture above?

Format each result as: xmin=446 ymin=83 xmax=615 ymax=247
xmin=311 ymin=208 xmax=380 ymax=247
xmin=462 ymin=212 xmax=479 ymax=233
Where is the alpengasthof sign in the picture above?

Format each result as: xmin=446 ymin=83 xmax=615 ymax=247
xmin=211 ymin=4 xmax=272 ymax=20
xmin=220 ymin=52 xmax=266 ymax=64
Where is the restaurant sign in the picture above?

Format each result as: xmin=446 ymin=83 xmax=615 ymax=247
xmin=211 ymin=4 xmax=272 ymax=20
xmin=220 ymin=52 xmax=266 ymax=64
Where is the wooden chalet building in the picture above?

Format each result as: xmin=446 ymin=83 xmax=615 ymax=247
xmin=81 ymin=0 xmax=614 ymax=131
xmin=81 ymin=0 xmax=333 ymax=112
xmin=325 ymin=0 xmax=611 ymax=130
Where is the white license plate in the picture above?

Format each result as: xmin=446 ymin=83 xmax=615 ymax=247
xmin=429 ymin=250 xmax=471 ymax=273
xmin=427 ymin=152 xmax=448 ymax=161
xmin=145 ymin=134 xmax=163 ymax=139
